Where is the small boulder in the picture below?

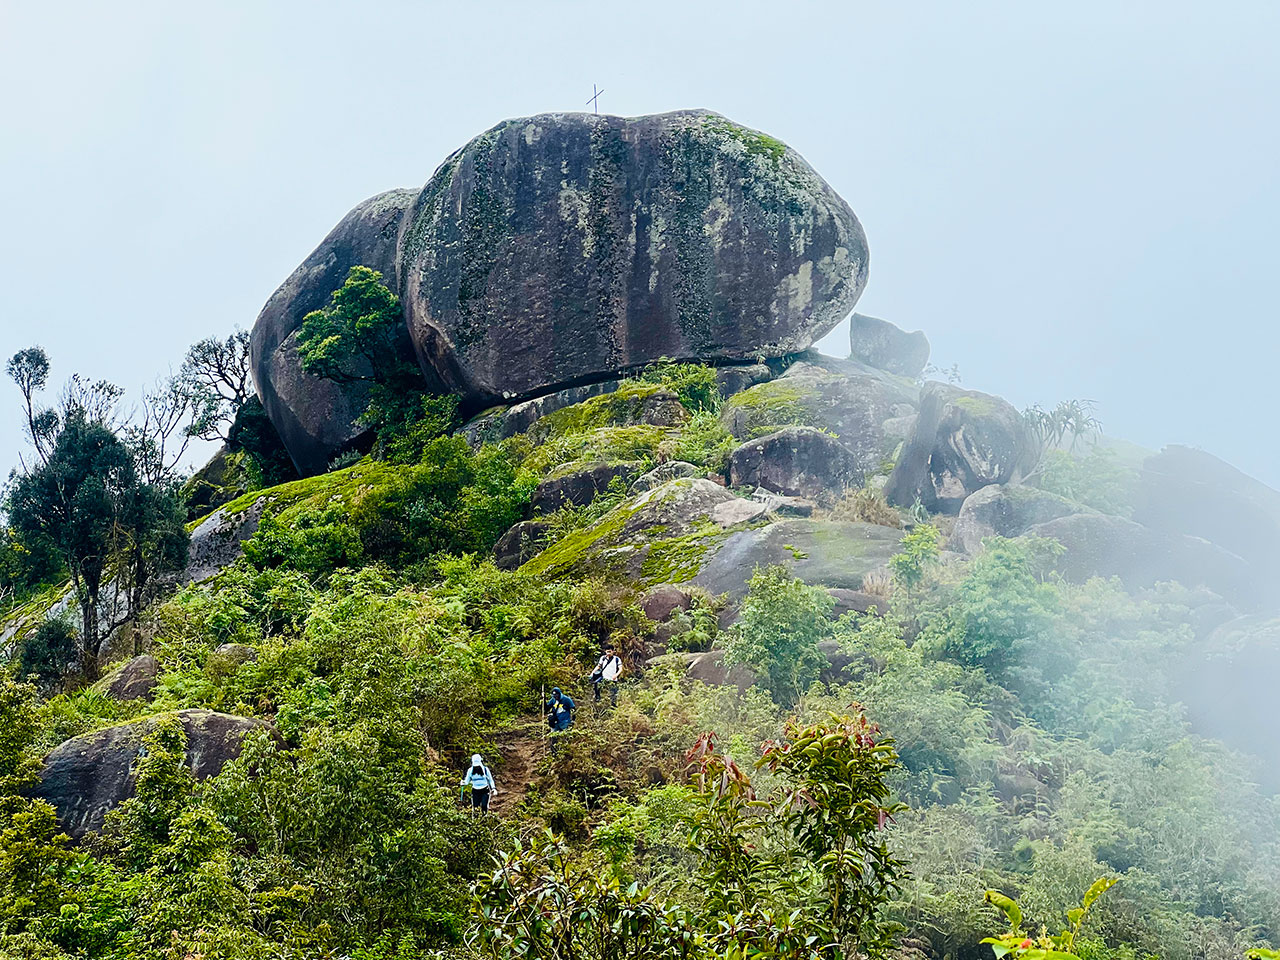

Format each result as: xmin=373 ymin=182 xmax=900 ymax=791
xmin=460 ymin=379 xmax=625 ymax=447
xmin=729 ymin=427 xmax=860 ymax=502
xmin=494 ymin=519 xmax=552 ymax=571
xmin=951 ymin=484 xmax=1086 ymax=554
xmin=716 ymin=363 xmax=775 ymax=400
xmin=751 ymin=486 xmax=816 ymax=517
xmin=641 ymin=585 xmax=694 ymax=624
xmin=679 ymin=650 xmax=758 ymax=693
xmin=34 ymin=709 xmax=272 ymax=839
xmin=530 ymin=462 xmax=643 ymax=515
xmin=849 ymin=314 xmax=930 ymax=378
xmin=827 ymin=588 xmax=887 ymax=618
xmin=885 ymin=383 xmax=1028 ymax=514
xmin=630 ymin=462 xmax=699 ymax=494
xmin=100 ymin=655 xmax=159 ymax=702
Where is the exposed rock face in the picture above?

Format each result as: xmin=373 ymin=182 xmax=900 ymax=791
xmin=630 ymin=461 xmax=699 ymax=494
xmin=253 ymin=111 xmax=869 ymax=472
xmin=530 ymin=461 xmax=643 ymax=514
xmin=729 ymin=427 xmax=859 ymax=501
xmin=676 ymin=650 xmax=759 ymax=693
xmin=400 ymin=110 xmax=867 ymax=404
xmin=640 ymin=585 xmax=694 ymax=623
xmin=885 ymin=383 xmax=1028 ymax=514
xmin=692 ymin=519 xmax=903 ymax=599
xmin=185 ymin=497 xmax=268 ymax=584
xmin=720 ymin=356 xmax=917 ymax=481
xmin=951 ymin=484 xmax=1086 ymax=554
xmin=101 ymin=655 xmax=160 ymax=702
xmin=849 ymin=314 xmax=930 ymax=378
xmin=1135 ymin=445 xmax=1280 ymax=608
xmin=1024 ymin=513 xmax=1259 ymax=608
xmin=493 ymin=520 xmax=552 ymax=571
xmin=249 ymin=190 xmax=427 ymax=476
xmin=34 ymin=710 xmax=271 ymax=839
xmin=521 ymin=477 xmax=762 ymax=583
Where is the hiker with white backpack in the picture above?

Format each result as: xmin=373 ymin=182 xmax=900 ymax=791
xmin=460 ymin=753 xmax=496 ymax=813
xmin=589 ymin=646 xmax=624 ymax=707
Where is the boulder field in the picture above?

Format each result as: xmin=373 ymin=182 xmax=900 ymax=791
xmin=252 ymin=109 xmax=869 ymax=474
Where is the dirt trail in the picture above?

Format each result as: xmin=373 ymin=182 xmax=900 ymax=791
xmin=490 ymin=719 xmax=549 ymax=816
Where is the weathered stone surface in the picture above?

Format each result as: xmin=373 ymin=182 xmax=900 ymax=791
xmin=676 ymin=650 xmax=759 ymax=693
xmin=185 ymin=496 xmax=268 ymax=584
xmin=1024 ymin=513 xmax=1259 ymax=608
xmin=751 ymin=487 xmax=816 ymax=517
xmin=400 ymin=110 xmax=867 ymax=405
xmin=100 ymin=655 xmax=159 ymax=702
xmin=709 ymin=497 xmax=769 ymax=527
xmin=249 ymin=190 xmax=428 ymax=475
xmin=640 ymin=585 xmax=694 ymax=623
xmin=885 ymin=383 xmax=1028 ymax=514
xmin=630 ymin=461 xmax=699 ymax=494
xmin=849 ymin=314 xmax=930 ymax=378
xmin=692 ymin=519 xmax=904 ymax=599
xmin=827 ymin=588 xmax=887 ymax=618
xmin=531 ymin=461 xmax=643 ymax=515
xmin=494 ymin=519 xmax=552 ymax=571
xmin=521 ymin=478 xmax=761 ymax=584
xmin=951 ymin=484 xmax=1086 ymax=554
xmin=721 ymin=356 xmax=917 ymax=484
xmin=34 ymin=710 xmax=272 ymax=839
xmin=461 ymin=379 xmax=625 ymax=447
xmin=715 ymin=363 xmax=776 ymax=400
xmin=1135 ymin=445 xmax=1280 ymax=610
xmin=729 ymin=427 xmax=860 ymax=501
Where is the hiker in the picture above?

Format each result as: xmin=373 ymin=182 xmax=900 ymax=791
xmin=590 ymin=646 xmax=623 ymax=706
xmin=460 ymin=753 xmax=496 ymax=813
xmin=545 ymin=687 xmax=576 ymax=732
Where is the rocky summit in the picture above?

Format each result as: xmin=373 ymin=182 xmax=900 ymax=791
xmin=251 ymin=110 xmax=867 ymax=473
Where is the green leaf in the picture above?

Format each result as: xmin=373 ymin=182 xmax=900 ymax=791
xmin=1081 ymin=876 xmax=1117 ymax=911
xmin=984 ymin=890 xmax=1022 ymax=931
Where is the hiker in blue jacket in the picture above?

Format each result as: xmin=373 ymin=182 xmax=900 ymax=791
xmin=545 ymin=687 xmax=576 ymax=731
xmin=460 ymin=753 xmax=497 ymax=812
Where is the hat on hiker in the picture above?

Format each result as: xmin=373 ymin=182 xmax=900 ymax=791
xmin=471 ymin=754 xmax=482 ymax=765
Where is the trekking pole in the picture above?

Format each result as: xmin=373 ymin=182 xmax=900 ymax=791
xmin=541 ymin=684 xmax=546 ymax=742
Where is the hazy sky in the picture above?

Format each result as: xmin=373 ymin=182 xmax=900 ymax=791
xmin=1 ymin=1 xmax=1276 ymax=485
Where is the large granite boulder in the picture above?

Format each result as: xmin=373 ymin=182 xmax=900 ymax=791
xmin=1023 ymin=513 xmax=1259 ymax=608
xmin=99 ymin=655 xmax=160 ymax=702
xmin=530 ymin=461 xmax=643 ymax=514
xmin=494 ymin=520 xmax=552 ymax=571
xmin=249 ymin=190 xmax=429 ymax=476
xmin=729 ymin=426 xmax=860 ymax=501
xmin=692 ymin=519 xmax=904 ymax=600
xmin=254 ymin=111 xmax=869 ymax=472
xmin=951 ymin=484 xmax=1086 ymax=554
xmin=400 ymin=110 xmax=867 ymax=404
xmin=184 ymin=495 xmax=268 ymax=584
xmin=1135 ymin=446 xmax=1280 ymax=610
xmin=885 ymin=383 xmax=1028 ymax=514
xmin=849 ymin=314 xmax=930 ymax=378
xmin=33 ymin=709 xmax=271 ymax=839
xmin=720 ymin=355 xmax=917 ymax=479
xmin=521 ymin=477 xmax=764 ymax=584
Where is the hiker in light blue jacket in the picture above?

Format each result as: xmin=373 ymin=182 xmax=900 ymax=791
xmin=460 ymin=753 xmax=496 ymax=813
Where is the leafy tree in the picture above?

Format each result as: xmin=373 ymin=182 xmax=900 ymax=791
xmin=6 ymin=347 xmax=57 ymax=465
xmin=7 ymin=413 xmax=187 ymax=680
xmin=179 ymin=329 xmax=253 ymax=443
xmin=889 ymin=523 xmax=940 ymax=591
xmin=723 ymin=566 xmax=833 ymax=705
xmin=935 ymin=536 xmax=1062 ymax=675
xmin=17 ymin=619 xmax=79 ymax=689
xmin=297 ymin=266 xmax=458 ymax=463
xmin=7 ymin=413 xmax=137 ymax=680
xmin=1022 ymin=400 xmax=1103 ymax=481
